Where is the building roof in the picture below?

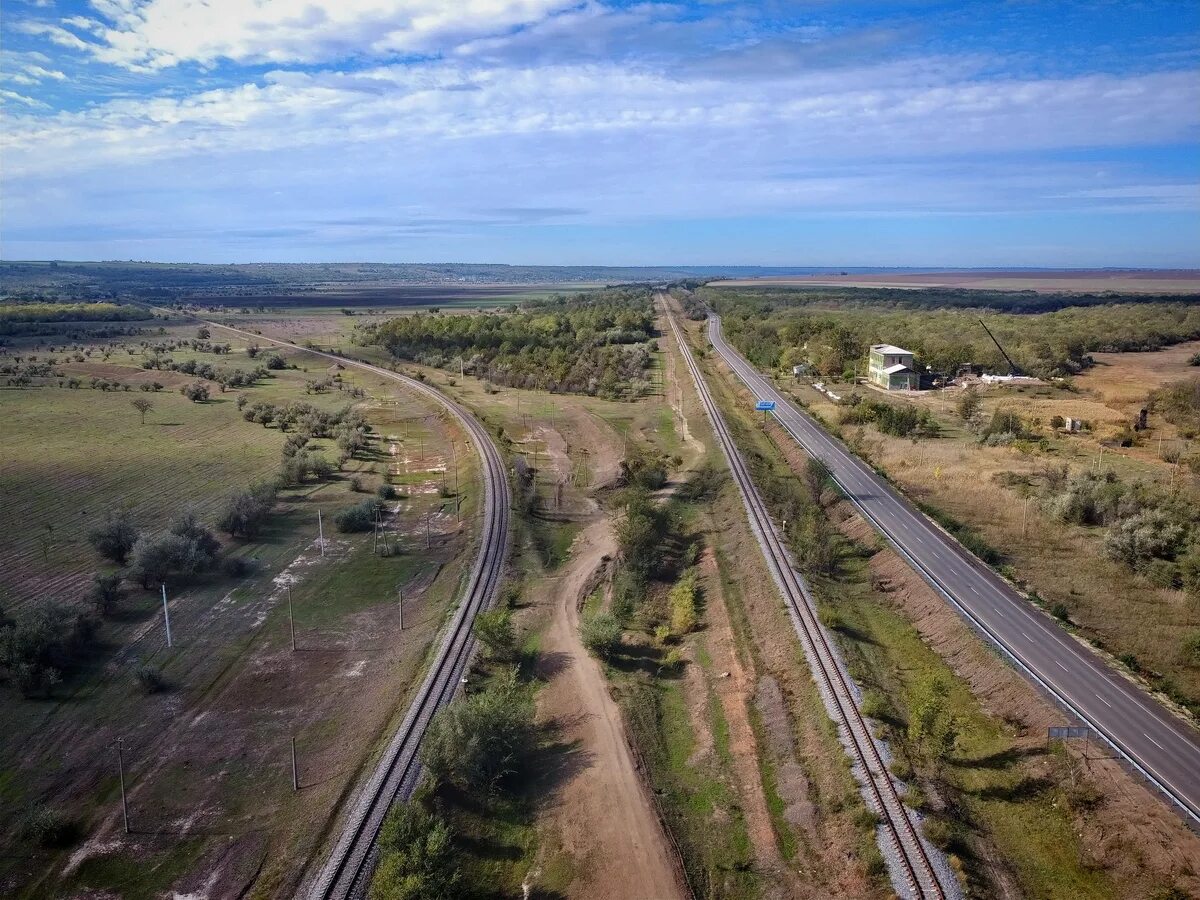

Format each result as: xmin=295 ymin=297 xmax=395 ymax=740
xmin=871 ymin=344 xmax=913 ymax=356
xmin=882 ymin=363 xmax=913 ymax=376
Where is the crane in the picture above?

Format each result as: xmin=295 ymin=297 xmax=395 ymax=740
xmin=978 ymin=318 xmax=1022 ymax=376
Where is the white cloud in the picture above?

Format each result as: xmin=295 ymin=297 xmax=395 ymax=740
xmin=37 ymin=0 xmax=579 ymax=70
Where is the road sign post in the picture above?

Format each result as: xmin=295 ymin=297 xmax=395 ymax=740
xmin=755 ymin=399 xmax=775 ymax=428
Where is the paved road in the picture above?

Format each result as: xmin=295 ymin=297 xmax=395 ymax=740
xmin=705 ymin=314 xmax=1200 ymax=826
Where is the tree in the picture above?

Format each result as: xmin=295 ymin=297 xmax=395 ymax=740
xmin=420 ymin=674 xmax=535 ymax=791
xmin=217 ymin=483 xmax=276 ymax=538
xmin=180 ymin=381 xmax=210 ymax=402
xmin=90 ymin=572 xmax=123 ymax=616
xmin=0 ymin=603 xmax=99 ymax=697
xmin=370 ymin=804 xmax=460 ymax=900
xmin=196 ymin=326 xmax=210 ymax=340
xmin=473 ymin=608 xmax=515 ymax=661
xmin=87 ymin=511 xmax=139 ymax=564
xmin=956 ymin=384 xmax=981 ymax=422
xmin=130 ymin=396 xmax=153 ymax=424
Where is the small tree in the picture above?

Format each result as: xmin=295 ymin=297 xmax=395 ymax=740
xmin=90 ymin=572 xmax=123 ymax=616
xmin=956 ymin=384 xmax=981 ymax=422
xmin=908 ymin=675 xmax=959 ymax=763
xmin=87 ymin=511 xmax=139 ymax=564
xmin=130 ymin=396 xmax=153 ymax=424
xmin=196 ymin=326 xmax=210 ymax=340
xmin=180 ymin=381 xmax=210 ymax=402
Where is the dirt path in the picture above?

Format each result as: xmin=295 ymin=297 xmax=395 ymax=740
xmin=534 ymin=518 xmax=686 ymax=900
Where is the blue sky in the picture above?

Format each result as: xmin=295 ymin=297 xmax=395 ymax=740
xmin=2 ymin=0 xmax=1198 ymax=266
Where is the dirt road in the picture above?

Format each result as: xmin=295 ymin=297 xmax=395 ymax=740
xmin=534 ymin=518 xmax=686 ymax=900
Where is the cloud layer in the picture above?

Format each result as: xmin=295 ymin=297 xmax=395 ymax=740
xmin=2 ymin=0 xmax=1198 ymax=264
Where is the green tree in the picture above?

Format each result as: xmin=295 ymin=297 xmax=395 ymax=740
xmin=90 ymin=572 xmax=123 ymax=616
xmin=420 ymin=674 xmax=535 ymax=791
xmin=87 ymin=511 xmax=139 ymax=564
xmin=668 ymin=570 xmax=698 ymax=636
xmin=956 ymin=385 xmax=981 ymax=422
xmin=370 ymin=804 xmax=460 ymax=900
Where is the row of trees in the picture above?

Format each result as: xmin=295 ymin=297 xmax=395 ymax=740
xmin=711 ymin=287 xmax=1200 ymax=379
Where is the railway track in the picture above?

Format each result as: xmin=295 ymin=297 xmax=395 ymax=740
xmin=662 ymin=303 xmax=950 ymax=900
xmin=205 ymin=323 xmax=510 ymax=899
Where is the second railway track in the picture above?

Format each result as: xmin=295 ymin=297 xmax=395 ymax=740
xmin=663 ymin=301 xmax=953 ymax=900
xmin=206 ymin=323 xmax=510 ymax=900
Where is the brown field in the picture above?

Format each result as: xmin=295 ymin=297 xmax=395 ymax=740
xmin=720 ymin=270 xmax=1200 ymax=294
xmin=781 ymin=339 xmax=1200 ymax=713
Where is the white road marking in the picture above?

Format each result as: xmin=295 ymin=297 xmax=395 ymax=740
xmin=1021 ymin=631 xmax=1032 ymax=641
xmin=1056 ymin=660 xmax=1069 ymax=671
xmin=1095 ymin=693 xmax=1113 ymax=708
xmin=1144 ymin=732 xmax=1166 ymax=750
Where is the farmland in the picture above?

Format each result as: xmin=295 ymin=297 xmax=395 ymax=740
xmin=0 ymin=311 xmax=480 ymax=896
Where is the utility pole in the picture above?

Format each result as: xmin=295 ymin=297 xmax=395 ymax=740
xmin=288 ymin=584 xmax=296 ymax=652
xmin=459 ymin=357 xmax=464 ymax=380
xmin=425 ymin=511 xmax=432 ymax=550
xmin=398 ymin=588 xmax=404 ymax=630
xmin=116 ymin=739 xmax=130 ymax=833
xmin=161 ymin=584 xmax=172 ymax=648
xmin=318 ymin=510 xmax=325 ymax=556
xmin=291 ymin=736 xmax=299 ymax=791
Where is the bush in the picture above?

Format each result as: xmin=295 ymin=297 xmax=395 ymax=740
xmin=18 ymin=805 xmax=78 ymax=848
xmin=349 ymin=476 xmax=363 ymax=492
xmin=0 ymin=603 xmax=99 ymax=697
xmin=87 ymin=511 xmax=139 ymax=564
xmin=134 ymin=663 xmax=167 ymax=693
xmin=1182 ymin=632 xmax=1200 ymax=666
xmin=580 ymin=612 xmax=621 ymax=658
xmin=668 ymin=569 xmax=699 ymax=636
xmin=1050 ymin=602 xmax=1070 ymax=622
xmin=336 ymin=499 xmax=381 ymax=533
xmin=221 ymin=555 xmax=253 ymax=578
xmin=370 ymin=803 xmax=460 ymax=900
xmin=420 ymin=675 xmax=535 ymax=791
xmin=473 ymin=608 xmax=516 ymax=661
xmin=377 ymin=483 xmax=397 ymax=500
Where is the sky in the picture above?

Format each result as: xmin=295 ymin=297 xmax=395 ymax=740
xmin=1 ymin=0 xmax=1199 ymax=267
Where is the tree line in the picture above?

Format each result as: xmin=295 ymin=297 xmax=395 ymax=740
xmin=361 ymin=288 xmax=658 ymax=399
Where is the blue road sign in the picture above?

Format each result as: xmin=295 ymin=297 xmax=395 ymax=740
xmin=755 ymin=400 xmax=776 ymax=411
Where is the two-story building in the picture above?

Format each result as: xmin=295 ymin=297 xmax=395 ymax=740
xmin=868 ymin=344 xmax=918 ymax=391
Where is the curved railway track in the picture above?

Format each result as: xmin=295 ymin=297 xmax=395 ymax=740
xmin=663 ymin=303 xmax=949 ymax=900
xmin=205 ymin=323 xmax=510 ymax=900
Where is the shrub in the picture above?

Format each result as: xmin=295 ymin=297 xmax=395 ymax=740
xmin=1182 ymin=632 xmax=1200 ymax=666
xmin=377 ymin=483 xmax=397 ymax=500
xmin=0 ymin=603 xmax=99 ymax=697
xmin=473 ymin=608 xmax=516 ymax=661
xmin=370 ymin=803 xmax=460 ymax=900
xmin=18 ymin=805 xmax=78 ymax=848
xmin=668 ymin=569 xmax=699 ymax=635
xmin=1050 ymin=602 xmax=1070 ymax=622
xmin=335 ymin=499 xmax=381 ymax=533
xmin=265 ymin=353 xmax=286 ymax=370
xmin=221 ymin=555 xmax=253 ymax=578
xmin=580 ymin=612 xmax=621 ymax=658
xmin=1103 ymin=509 xmax=1187 ymax=570
xmin=349 ymin=476 xmax=363 ymax=492
xmin=87 ymin=511 xmax=139 ymax=564
xmin=134 ymin=663 xmax=167 ymax=694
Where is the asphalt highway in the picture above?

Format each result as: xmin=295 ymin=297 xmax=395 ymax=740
xmin=706 ymin=314 xmax=1200 ymax=826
